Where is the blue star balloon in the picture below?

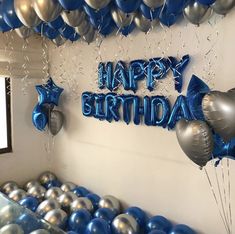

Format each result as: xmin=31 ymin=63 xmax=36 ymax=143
xmin=36 ymin=77 xmax=64 ymax=106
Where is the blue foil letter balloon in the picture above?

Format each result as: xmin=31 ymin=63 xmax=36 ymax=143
xmin=98 ymin=62 xmax=113 ymax=91
xmin=82 ymin=92 xmax=95 ymax=117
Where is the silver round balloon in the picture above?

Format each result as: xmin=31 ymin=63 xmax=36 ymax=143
xmin=33 ymin=0 xmax=63 ymax=22
xmin=134 ymin=13 xmax=152 ymax=33
xmin=61 ymin=9 xmax=86 ymax=27
xmin=44 ymin=209 xmax=67 ymax=228
xmin=212 ymin=0 xmax=235 ymax=15
xmin=84 ymin=0 xmax=111 ymax=10
xmin=45 ymin=187 xmax=63 ymax=200
xmin=176 ymin=119 xmax=213 ymax=167
xmin=36 ymin=199 xmax=61 ymax=217
xmin=8 ymin=189 xmax=27 ymax=202
xmin=0 ymin=224 xmax=24 ymax=234
xmin=83 ymin=25 xmax=95 ymax=44
xmin=99 ymin=195 xmax=121 ymax=214
xmin=14 ymin=0 xmax=41 ymax=27
xmin=24 ymin=180 xmax=41 ymax=191
xmin=75 ymin=19 xmax=90 ymax=36
xmin=111 ymin=8 xmax=135 ymax=28
xmin=70 ymin=198 xmax=94 ymax=213
xmin=112 ymin=214 xmax=139 ymax=234
xmin=49 ymin=110 xmax=64 ymax=136
xmin=0 ymin=205 xmax=21 ymax=226
xmin=29 ymin=229 xmax=50 ymax=234
xmin=202 ymin=90 xmax=235 ymax=142
xmin=39 ymin=172 xmax=56 ymax=185
xmin=61 ymin=182 xmax=76 ymax=192
xmin=58 ymin=192 xmax=77 ymax=211
xmin=27 ymin=185 xmax=46 ymax=201
xmin=143 ymin=0 xmax=164 ymax=9
xmin=52 ymin=35 xmax=67 ymax=47
xmin=1 ymin=182 xmax=18 ymax=195
xmin=183 ymin=1 xmax=213 ymax=25
xmin=15 ymin=26 xmax=34 ymax=39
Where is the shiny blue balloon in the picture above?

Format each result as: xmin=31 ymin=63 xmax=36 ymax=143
xmin=19 ymin=196 xmax=39 ymax=212
xmin=115 ymin=0 xmax=141 ymax=13
xmin=170 ymin=224 xmax=196 ymax=234
xmin=168 ymin=95 xmax=192 ymax=129
xmin=16 ymin=214 xmax=42 ymax=233
xmin=186 ymin=75 xmax=210 ymax=121
xmin=59 ymin=24 xmax=76 ymax=39
xmin=44 ymin=27 xmax=60 ymax=40
xmin=44 ymin=179 xmax=62 ymax=189
xmin=98 ymin=62 xmax=113 ymax=91
xmin=99 ymin=19 xmax=116 ymax=36
xmin=159 ymin=6 xmax=181 ymax=27
xmin=85 ymin=218 xmax=111 ymax=234
xmin=83 ymin=3 xmax=110 ymax=19
xmin=146 ymin=216 xmax=172 ymax=233
xmin=149 ymin=231 xmax=166 ymax=234
xmin=36 ymin=77 xmax=64 ymax=106
xmin=125 ymin=207 xmax=148 ymax=228
xmin=58 ymin=0 xmax=84 ymax=10
xmin=140 ymin=3 xmax=161 ymax=20
xmin=93 ymin=94 xmax=105 ymax=120
xmin=70 ymin=32 xmax=80 ymax=42
xmin=86 ymin=193 xmax=101 ymax=210
xmin=32 ymin=104 xmax=48 ymax=131
xmin=195 ymin=0 xmax=216 ymax=5
xmin=48 ymin=16 xmax=65 ymax=30
xmin=0 ymin=4 xmax=11 ymax=32
xmin=2 ymin=0 xmax=22 ymax=29
xmin=68 ymin=210 xmax=92 ymax=233
xmin=105 ymin=93 xmax=120 ymax=122
xmin=82 ymin=92 xmax=95 ymax=117
xmin=73 ymin=186 xmax=90 ymax=197
xmin=34 ymin=22 xmax=45 ymax=34
xmin=90 ymin=13 xmax=112 ymax=30
xmin=118 ymin=95 xmax=134 ymax=125
xmin=113 ymin=61 xmax=129 ymax=91
xmin=121 ymin=22 xmax=135 ymax=36
xmin=168 ymin=54 xmax=190 ymax=93
xmin=166 ymin=0 xmax=191 ymax=13
xmin=94 ymin=208 xmax=116 ymax=224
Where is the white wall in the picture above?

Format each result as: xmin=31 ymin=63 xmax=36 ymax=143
xmin=0 ymin=34 xmax=51 ymax=184
xmin=48 ymin=11 xmax=235 ymax=234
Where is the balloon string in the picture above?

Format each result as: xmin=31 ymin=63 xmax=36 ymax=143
xmin=227 ymin=159 xmax=233 ymax=233
xmin=204 ymin=168 xmax=230 ymax=233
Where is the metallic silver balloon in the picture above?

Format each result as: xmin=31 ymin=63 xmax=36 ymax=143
xmin=112 ymin=214 xmax=139 ymax=234
xmin=36 ymin=199 xmax=61 ymax=217
xmin=24 ymin=180 xmax=41 ymax=191
xmin=1 ymin=182 xmax=18 ymax=195
xmin=143 ymin=0 xmax=164 ymax=9
xmin=14 ymin=0 xmax=41 ymax=27
xmin=15 ymin=26 xmax=34 ymax=39
xmin=61 ymin=9 xmax=86 ymax=27
xmin=212 ymin=0 xmax=235 ymax=15
xmin=44 ymin=209 xmax=67 ymax=228
xmin=39 ymin=172 xmax=57 ymax=185
xmin=29 ymin=229 xmax=50 ymax=234
xmin=83 ymin=25 xmax=95 ymax=44
xmin=8 ymin=189 xmax=27 ymax=202
xmin=0 ymin=224 xmax=24 ymax=234
xmin=0 ymin=205 xmax=21 ymax=226
xmin=75 ymin=19 xmax=90 ymax=36
xmin=183 ymin=1 xmax=213 ymax=25
xmin=70 ymin=198 xmax=94 ymax=213
xmin=27 ymin=185 xmax=46 ymax=201
xmin=45 ymin=187 xmax=63 ymax=200
xmin=176 ymin=119 xmax=213 ymax=167
xmin=52 ymin=35 xmax=67 ymax=47
xmin=99 ymin=195 xmax=121 ymax=214
xmin=84 ymin=0 xmax=111 ymax=10
xmin=202 ymin=90 xmax=235 ymax=142
xmin=58 ymin=192 xmax=77 ymax=211
xmin=49 ymin=110 xmax=64 ymax=136
xmin=33 ymin=0 xmax=63 ymax=22
xmin=111 ymin=8 xmax=135 ymax=28
xmin=61 ymin=182 xmax=76 ymax=192
xmin=134 ymin=13 xmax=152 ymax=33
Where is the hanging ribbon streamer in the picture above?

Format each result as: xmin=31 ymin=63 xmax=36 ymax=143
xmin=41 ymin=36 xmax=50 ymax=83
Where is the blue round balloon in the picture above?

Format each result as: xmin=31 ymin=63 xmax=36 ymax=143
xmin=140 ymin=3 xmax=161 ymax=20
xmin=170 ymin=224 xmax=196 ymax=234
xmin=121 ymin=22 xmax=135 ymax=36
xmin=147 ymin=216 xmax=172 ymax=233
xmin=86 ymin=193 xmax=101 ymax=210
xmin=48 ymin=16 xmax=65 ymax=30
xmin=149 ymin=231 xmax=166 ymax=234
xmin=159 ymin=6 xmax=181 ymax=27
xmin=197 ymin=0 xmax=216 ymax=5
xmin=59 ymin=24 xmax=76 ymax=39
xmin=44 ymin=179 xmax=62 ymax=189
xmin=68 ymin=210 xmax=92 ymax=233
xmin=125 ymin=207 xmax=147 ymax=228
xmin=19 ymin=196 xmax=39 ymax=212
xmin=58 ymin=0 xmax=83 ymax=10
xmin=0 ymin=4 xmax=11 ymax=32
xmin=115 ymin=0 xmax=141 ymax=13
xmin=73 ymin=186 xmax=90 ymax=197
xmin=83 ymin=3 xmax=110 ymax=19
xmin=32 ymin=104 xmax=48 ymax=131
xmin=99 ymin=19 xmax=116 ymax=36
xmin=166 ymin=0 xmax=190 ymax=14
xmin=85 ymin=218 xmax=111 ymax=234
xmin=94 ymin=208 xmax=116 ymax=224
xmin=2 ymin=0 xmax=22 ymax=28
xmin=69 ymin=32 xmax=80 ymax=42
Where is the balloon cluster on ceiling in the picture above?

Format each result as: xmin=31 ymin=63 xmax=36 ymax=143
xmin=0 ymin=0 xmax=234 ymax=45
xmin=0 ymin=172 xmax=196 ymax=234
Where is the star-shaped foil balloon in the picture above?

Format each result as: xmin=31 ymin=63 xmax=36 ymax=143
xmin=36 ymin=78 xmax=64 ymax=106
